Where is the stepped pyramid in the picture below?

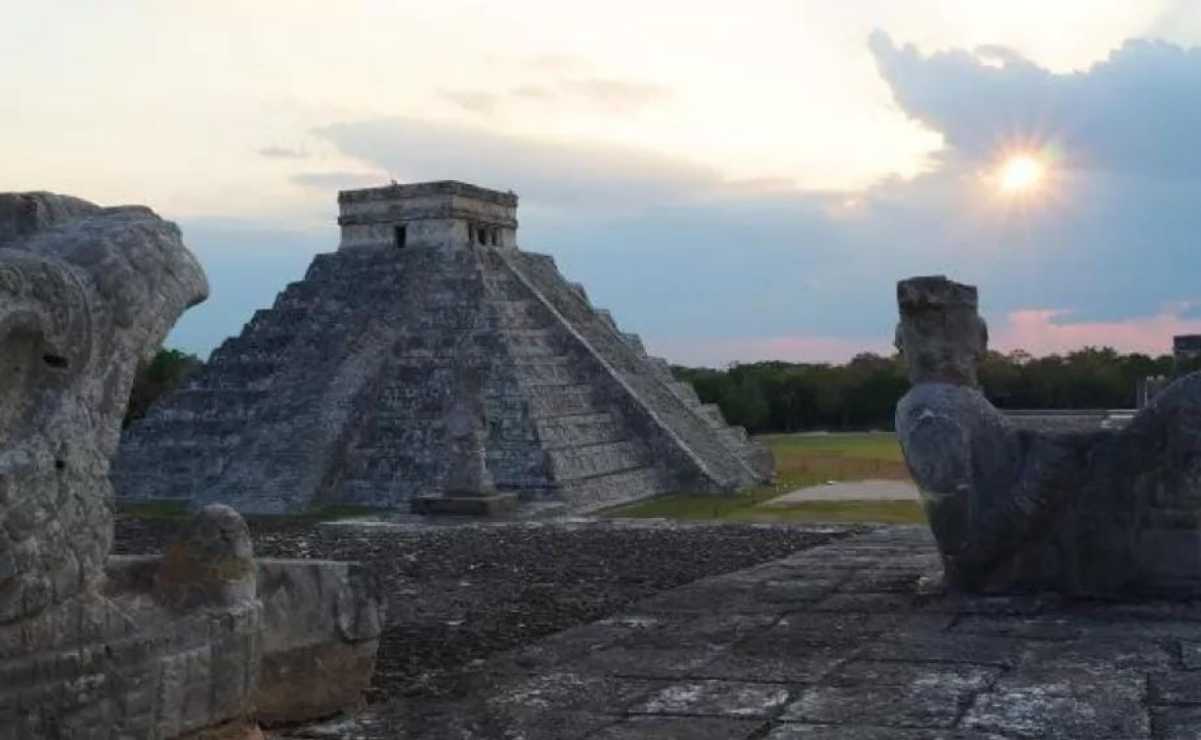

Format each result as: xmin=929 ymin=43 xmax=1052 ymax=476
xmin=114 ymin=181 xmax=773 ymax=514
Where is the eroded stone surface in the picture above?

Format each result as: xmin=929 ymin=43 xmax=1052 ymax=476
xmin=895 ymin=274 xmax=1201 ymax=597
xmin=254 ymin=558 xmax=385 ymax=725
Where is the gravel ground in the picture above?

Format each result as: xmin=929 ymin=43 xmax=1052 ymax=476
xmin=114 ymin=515 xmax=861 ymax=702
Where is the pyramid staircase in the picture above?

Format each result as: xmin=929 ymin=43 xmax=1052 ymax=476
xmin=114 ymin=182 xmax=772 ymax=514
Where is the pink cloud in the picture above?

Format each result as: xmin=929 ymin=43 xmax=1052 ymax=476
xmin=991 ymin=308 xmax=1201 ymax=357
xmin=647 ymin=306 xmax=1201 ymax=369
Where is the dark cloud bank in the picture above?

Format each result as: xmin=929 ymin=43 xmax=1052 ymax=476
xmin=173 ymin=34 xmax=1201 ymax=365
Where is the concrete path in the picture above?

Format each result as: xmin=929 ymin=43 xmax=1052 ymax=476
xmin=762 ymin=479 xmax=919 ymax=506
xmin=286 ymin=526 xmax=1201 ymax=739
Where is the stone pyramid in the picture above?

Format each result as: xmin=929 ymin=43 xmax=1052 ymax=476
xmin=114 ymin=181 xmax=772 ymax=514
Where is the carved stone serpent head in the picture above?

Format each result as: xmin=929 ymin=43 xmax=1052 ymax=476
xmin=0 ymin=194 xmax=207 ymax=622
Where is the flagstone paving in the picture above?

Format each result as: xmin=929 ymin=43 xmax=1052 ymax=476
xmin=280 ymin=525 xmax=1201 ymax=739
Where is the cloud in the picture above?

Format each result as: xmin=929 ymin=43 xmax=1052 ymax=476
xmin=303 ymin=31 xmax=1201 ymax=361
xmin=439 ymin=90 xmax=500 ymax=115
xmin=258 ymin=145 xmax=309 ymax=159
xmin=559 ymin=77 xmax=672 ymax=111
xmin=511 ymin=85 xmax=553 ymax=100
xmin=447 ymin=76 xmax=670 ymax=115
xmin=311 ymin=117 xmax=720 ymax=208
xmin=168 ymin=35 xmax=1201 ymax=368
xmin=869 ymin=32 xmax=1201 ymax=178
xmin=991 ymin=308 xmax=1201 ymax=357
xmin=525 ymin=53 xmax=588 ymax=73
xmin=290 ymin=171 xmax=389 ymax=190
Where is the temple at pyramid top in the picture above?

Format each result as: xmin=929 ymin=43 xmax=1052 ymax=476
xmin=337 ymin=180 xmax=519 ymax=250
xmin=115 ymin=181 xmax=773 ymax=515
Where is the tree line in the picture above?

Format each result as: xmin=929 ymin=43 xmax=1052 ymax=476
xmin=124 ymin=346 xmax=1186 ymax=435
xmin=674 ymin=348 xmax=1181 ymax=434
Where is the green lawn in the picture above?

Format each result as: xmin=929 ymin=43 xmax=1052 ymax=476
xmin=605 ymin=432 xmax=926 ymax=524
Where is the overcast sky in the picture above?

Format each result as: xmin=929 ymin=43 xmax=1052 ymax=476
xmin=5 ymin=1 xmax=1201 ymax=366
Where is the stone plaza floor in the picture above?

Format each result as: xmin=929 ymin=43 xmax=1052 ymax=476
xmin=284 ymin=525 xmax=1201 ymax=739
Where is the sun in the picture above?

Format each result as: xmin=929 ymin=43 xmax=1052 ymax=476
xmin=997 ymin=154 xmax=1045 ymax=194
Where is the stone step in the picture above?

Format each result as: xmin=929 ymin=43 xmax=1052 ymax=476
xmin=535 ymin=412 xmax=624 ymax=449
xmin=510 ymin=357 xmax=586 ymax=386
xmin=150 ymin=388 xmax=269 ymax=416
xmin=621 ymin=332 xmax=646 ymax=355
xmin=119 ymin=417 xmax=253 ymax=441
xmin=646 ymin=356 xmax=675 ymax=381
xmin=500 ymin=329 xmax=561 ymax=357
xmin=697 ymin=403 xmax=727 ymax=429
xmin=211 ymin=336 xmax=299 ymax=363
xmin=546 ymin=440 xmax=649 ymax=481
xmin=486 ymin=299 xmax=547 ymax=330
xmin=568 ymin=281 xmax=590 ymax=305
xmin=669 ymin=381 xmax=702 ymax=407
xmin=483 ymin=273 xmax=526 ymax=293
xmin=193 ymin=366 xmax=280 ymax=392
xmin=502 ymin=250 xmax=762 ymax=490
xmin=526 ymin=384 xmax=601 ymax=418
xmin=245 ymin=312 xmax=310 ymax=339
xmin=555 ymin=466 xmax=672 ymax=512
xmin=594 ymin=308 xmax=618 ymax=332
xmin=486 ymin=444 xmax=552 ymax=487
xmin=718 ymin=426 xmax=749 ymax=448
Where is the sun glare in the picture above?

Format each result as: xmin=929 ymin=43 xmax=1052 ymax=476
xmin=998 ymin=154 xmax=1045 ymax=194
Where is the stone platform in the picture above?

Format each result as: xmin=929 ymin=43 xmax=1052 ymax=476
xmin=292 ymin=525 xmax=1201 ymax=739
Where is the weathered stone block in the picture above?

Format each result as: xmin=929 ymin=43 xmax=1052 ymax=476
xmin=253 ymin=559 xmax=385 ymax=726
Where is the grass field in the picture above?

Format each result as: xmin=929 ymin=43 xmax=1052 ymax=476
xmin=605 ymin=432 xmax=927 ymax=524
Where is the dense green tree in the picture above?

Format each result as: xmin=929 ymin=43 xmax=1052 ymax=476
xmin=672 ymin=347 xmax=1175 ymax=433
xmin=124 ymin=348 xmax=203 ymax=428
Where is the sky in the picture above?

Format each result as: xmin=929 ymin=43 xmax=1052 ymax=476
xmin=5 ymin=1 xmax=1201 ymax=367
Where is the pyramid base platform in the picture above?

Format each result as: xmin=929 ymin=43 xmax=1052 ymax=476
xmin=410 ymin=492 xmax=521 ymax=516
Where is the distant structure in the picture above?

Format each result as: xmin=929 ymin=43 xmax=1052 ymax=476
xmin=1137 ymin=376 xmax=1170 ymax=409
xmin=1134 ymin=334 xmax=1201 ymax=409
xmin=1176 ymin=334 xmax=1201 ymax=371
xmin=115 ymin=181 xmax=772 ymax=514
